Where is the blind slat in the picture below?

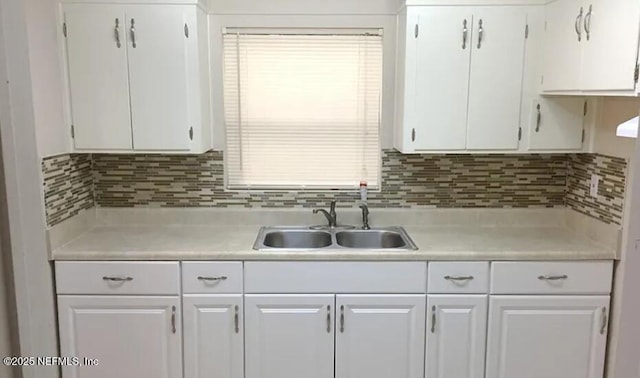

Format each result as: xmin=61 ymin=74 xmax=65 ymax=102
xmin=223 ymin=32 xmax=382 ymax=189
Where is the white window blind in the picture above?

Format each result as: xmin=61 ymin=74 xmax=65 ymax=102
xmin=222 ymin=30 xmax=383 ymax=189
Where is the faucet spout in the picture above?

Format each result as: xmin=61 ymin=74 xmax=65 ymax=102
xmin=313 ymin=208 xmax=335 ymax=228
xmin=359 ymin=204 xmax=370 ymax=230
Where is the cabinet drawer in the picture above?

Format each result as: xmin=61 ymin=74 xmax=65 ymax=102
xmin=245 ymin=262 xmax=427 ymax=293
xmin=428 ymin=262 xmax=489 ymax=293
xmin=55 ymin=261 xmax=180 ymax=295
xmin=182 ymin=262 xmax=242 ymax=294
xmin=490 ymin=261 xmax=613 ymax=295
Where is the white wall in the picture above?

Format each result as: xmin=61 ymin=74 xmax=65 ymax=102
xmin=593 ymin=98 xmax=639 ymax=160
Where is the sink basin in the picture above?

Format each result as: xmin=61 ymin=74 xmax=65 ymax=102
xmin=335 ymin=230 xmax=407 ymax=249
xmin=262 ymin=230 xmax=332 ymax=249
xmin=253 ymin=226 xmax=418 ymax=251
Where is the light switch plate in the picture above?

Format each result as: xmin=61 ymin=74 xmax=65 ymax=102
xmin=590 ymin=174 xmax=599 ymax=198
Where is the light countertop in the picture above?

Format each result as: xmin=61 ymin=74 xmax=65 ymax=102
xmin=51 ymin=224 xmax=616 ymax=261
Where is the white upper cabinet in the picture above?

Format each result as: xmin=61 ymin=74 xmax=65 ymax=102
xmin=486 ymin=295 xmax=610 ymax=378
xmin=335 ymin=295 xmax=426 ymax=378
xmin=64 ymin=5 xmax=133 ymax=150
xmin=396 ymin=5 xmax=530 ymax=153
xmin=62 ymin=2 xmax=211 ymax=153
xmin=542 ymin=0 xmax=640 ymax=94
xmin=527 ymin=97 xmax=585 ymax=150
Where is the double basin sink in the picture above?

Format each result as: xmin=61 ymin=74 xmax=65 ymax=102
xmin=253 ymin=226 xmax=418 ymax=251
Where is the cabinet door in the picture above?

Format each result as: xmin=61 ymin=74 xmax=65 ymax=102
xmin=580 ymin=0 xmax=640 ymax=91
xmin=542 ymin=0 xmax=584 ymax=91
xmin=64 ymin=4 xmax=133 ymax=150
xmin=527 ymin=97 xmax=585 ymax=150
xmin=467 ymin=8 xmax=527 ymax=150
xmin=183 ymin=295 xmax=243 ymax=378
xmin=426 ymin=295 xmax=488 ymax=378
xmin=335 ymin=295 xmax=425 ymax=378
xmin=126 ymin=6 xmax=192 ymax=150
xmin=412 ymin=7 xmax=473 ymax=150
xmin=486 ymin=296 xmax=610 ymax=378
xmin=245 ymin=295 xmax=334 ymax=378
xmin=57 ymin=295 xmax=181 ymax=378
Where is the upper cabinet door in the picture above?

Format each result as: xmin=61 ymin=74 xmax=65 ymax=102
xmin=527 ymin=97 xmax=585 ymax=150
xmin=486 ymin=295 xmax=610 ymax=378
xmin=412 ymin=7 xmax=473 ymax=151
xmin=125 ymin=6 xmax=192 ymax=151
xmin=467 ymin=7 xmax=527 ymax=150
xmin=57 ymin=295 xmax=182 ymax=378
xmin=244 ymin=295 xmax=335 ymax=378
xmin=64 ymin=4 xmax=133 ymax=150
xmin=426 ymin=295 xmax=488 ymax=378
xmin=542 ymin=0 xmax=584 ymax=91
xmin=580 ymin=0 xmax=640 ymax=91
xmin=335 ymin=295 xmax=426 ymax=378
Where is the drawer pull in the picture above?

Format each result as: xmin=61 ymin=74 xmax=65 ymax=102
xmin=197 ymin=276 xmax=228 ymax=281
xmin=444 ymin=275 xmax=474 ymax=281
xmin=102 ymin=276 xmax=133 ymax=282
xmin=538 ymin=274 xmax=568 ymax=281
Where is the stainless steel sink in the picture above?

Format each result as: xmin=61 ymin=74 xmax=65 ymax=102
xmin=253 ymin=226 xmax=418 ymax=251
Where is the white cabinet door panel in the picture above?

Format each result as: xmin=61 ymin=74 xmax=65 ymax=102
xmin=183 ymin=295 xmax=243 ymax=378
xmin=58 ymin=295 xmax=181 ymax=378
xmin=412 ymin=7 xmax=473 ymax=150
xmin=335 ymin=295 xmax=425 ymax=378
xmin=64 ymin=4 xmax=132 ymax=150
xmin=426 ymin=295 xmax=488 ymax=378
xmin=467 ymin=7 xmax=527 ymax=150
xmin=527 ymin=97 xmax=585 ymax=150
xmin=486 ymin=295 xmax=609 ymax=378
xmin=245 ymin=295 xmax=334 ymax=378
xmin=126 ymin=5 xmax=192 ymax=150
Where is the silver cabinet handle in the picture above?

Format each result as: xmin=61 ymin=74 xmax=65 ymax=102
xmin=171 ymin=305 xmax=176 ymax=334
xmin=431 ymin=305 xmax=436 ymax=333
xmin=538 ymin=274 xmax=568 ymax=281
xmin=477 ymin=19 xmax=484 ymax=49
xmin=584 ymin=5 xmax=592 ymax=41
xmin=575 ymin=7 xmax=583 ymax=41
xmin=102 ymin=276 xmax=133 ymax=282
xmin=130 ymin=18 xmax=137 ymax=48
xmin=411 ymin=128 xmax=416 ymax=142
xmin=462 ymin=19 xmax=468 ymax=49
xmin=535 ymin=104 xmax=542 ymax=132
xmin=326 ymin=305 xmax=331 ymax=333
xmin=114 ymin=18 xmax=121 ymax=48
xmin=340 ymin=305 xmax=345 ymax=333
xmin=600 ymin=307 xmax=608 ymax=335
xmin=197 ymin=276 xmax=228 ymax=281
xmin=234 ymin=305 xmax=240 ymax=334
xmin=444 ymin=275 xmax=474 ymax=281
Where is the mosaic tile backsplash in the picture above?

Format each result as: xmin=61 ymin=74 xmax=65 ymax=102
xmin=40 ymin=150 xmax=628 ymax=227
xmin=567 ymin=154 xmax=627 ymax=225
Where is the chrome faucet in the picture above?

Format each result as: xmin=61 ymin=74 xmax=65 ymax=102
xmin=313 ymin=200 xmax=338 ymax=228
xmin=359 ymin=203 xmax=370 ymax=230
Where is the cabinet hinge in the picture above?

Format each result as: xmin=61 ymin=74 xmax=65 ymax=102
xmin=582 ymin=129 xmax=586 ymax=143
xmin=184 ymin=23 xmax=189 ymax=38
xmin=414 ymin=24 xmax=419 ymax=39
xmin=62 ymin=22 xmax=67 ymax=38
xmin=634 ymin=63 xmax=639 ymax=83
xmin=583 ymin=100 xmax=588 ymax=116
xmin=518 ymin=127 xmax=522 ymax=141
xmin=189 ymin=126 xmax=193 ymax=141
xmin=70 ymin=125 xmax=75 ymax=139
xmin=525 ymin=24 xmax=529 ymax=39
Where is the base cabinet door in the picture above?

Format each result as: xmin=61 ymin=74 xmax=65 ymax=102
xmin=57 ymin=295 xmax=182 ymax=378
xmin=245 ymin=295 xmax=334 ymax=378
xmin=335 ymin=295 xmax=426 ymax=378
xmin=486 ymin=295 xmax=610 ymax=378
xmin=183 ymin=295 xmax=243 ymax=378
xmin=426 ymin=295 xmax=488 ymax=378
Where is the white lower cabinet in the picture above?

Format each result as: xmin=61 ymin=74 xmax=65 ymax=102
xmin=426 ymin=295 xmax=488 ymax=378
xmin=335 ymin=295 xmax=426 ymax=378
xmin=57 ymin=295 xmax=182 ymax=378
xmin=183 ymin=294 xmax=243 ymax=378
xmin=244 ymin=295 xmax=335 ymax=378
xmin=485 ymin=295 xmax=610 ymax=378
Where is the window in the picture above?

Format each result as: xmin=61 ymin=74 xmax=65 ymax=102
xmin=222 ymin=29 xmax=383 ymax=189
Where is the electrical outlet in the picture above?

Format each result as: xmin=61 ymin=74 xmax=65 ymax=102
xmin=590 ymin=174 xmax=599 ymax=198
